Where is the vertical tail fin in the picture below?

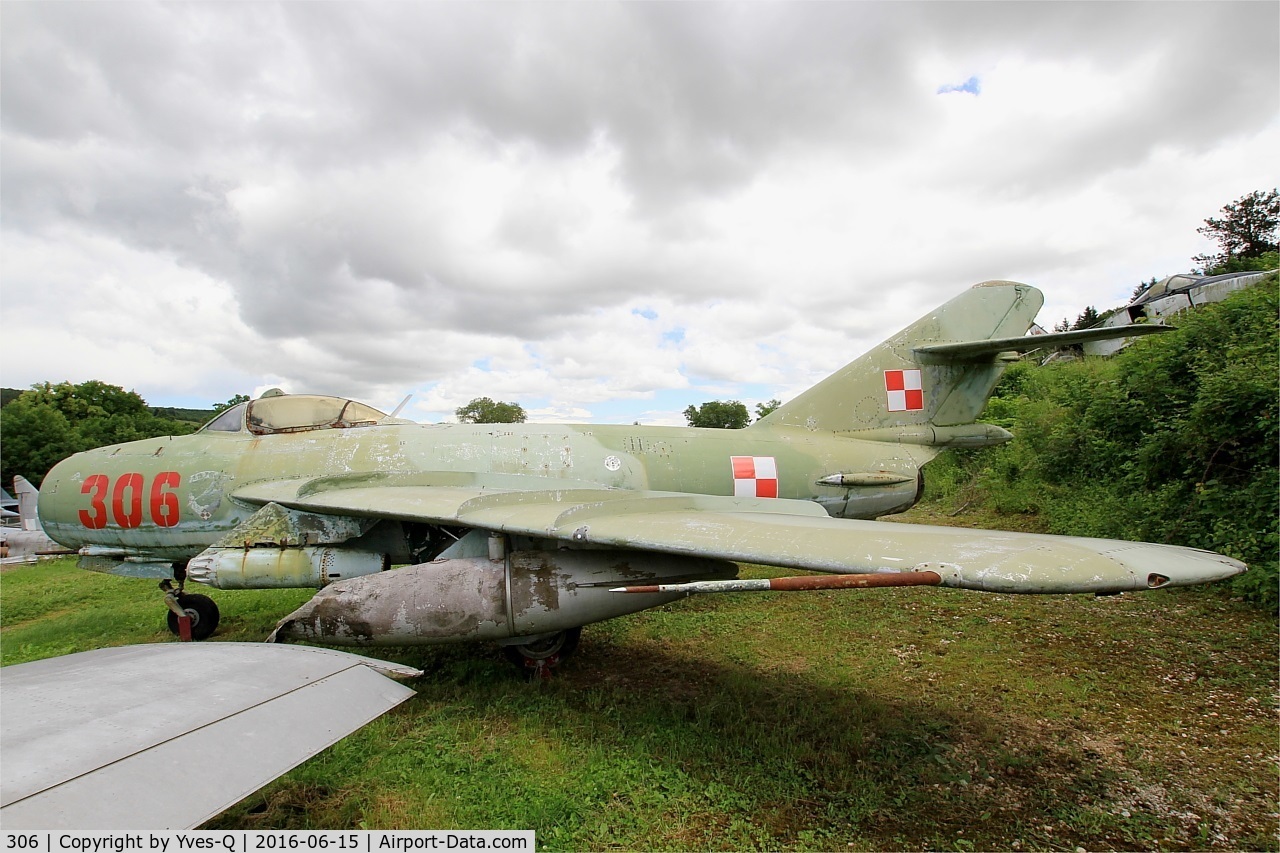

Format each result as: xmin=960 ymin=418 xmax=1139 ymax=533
xmin=15 ymin=476 xmax=41 ymax=532
xmin=758 ymin=281 xmax=1043 ymax=437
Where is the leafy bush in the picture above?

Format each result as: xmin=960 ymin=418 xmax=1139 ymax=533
xmin=924 ymin=276 xmax=1278 ymax=609
xmin=0 ymin=381 xmax=197 ymax=487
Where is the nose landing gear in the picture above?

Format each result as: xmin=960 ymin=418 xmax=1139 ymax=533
xmin=160 ymin=564 xmax=220 ymax=641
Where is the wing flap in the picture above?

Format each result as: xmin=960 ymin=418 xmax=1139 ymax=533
xmin=234 ymin=478 xmax=497 ymax=521
xmin=232 ymin=479 xmax=831 ymax=530
xmin=1 ymin=644 xmax=418 ymax=829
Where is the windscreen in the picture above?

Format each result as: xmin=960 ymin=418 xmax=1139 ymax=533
xmin=201 ymin=403 xmax=246 ymax=433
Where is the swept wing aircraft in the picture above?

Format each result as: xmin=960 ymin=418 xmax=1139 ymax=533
xmin=1 ymin=475 xmax=67 ymax=563
xmin=36 ymin=281 xmax=1247 ymax=666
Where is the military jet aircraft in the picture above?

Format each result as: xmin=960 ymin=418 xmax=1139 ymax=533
xmin=1 ymin=475 xmax=68 ymax=563
xmin=36 ymin=281 xmax=1246 ymax=667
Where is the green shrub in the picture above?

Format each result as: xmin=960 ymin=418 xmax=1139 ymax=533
xmin=925 ymin=276 xmax=1278 ymax=610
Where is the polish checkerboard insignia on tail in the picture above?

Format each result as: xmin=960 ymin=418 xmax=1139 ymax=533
xmin=884 ymin=369 xmax=923 ymax=412
xmin=731 ymin=456 xmax=778 ymax=498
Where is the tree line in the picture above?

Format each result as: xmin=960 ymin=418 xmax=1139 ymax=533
xmin=0 ymin=381 xmax=208 ymax=488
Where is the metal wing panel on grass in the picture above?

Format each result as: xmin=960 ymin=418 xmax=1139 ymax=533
xmin=1 ymin=643 xmax=418 ymax=830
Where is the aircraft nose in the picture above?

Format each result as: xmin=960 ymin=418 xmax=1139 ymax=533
xmin=35 ymin=454 xmax=92 ymax=549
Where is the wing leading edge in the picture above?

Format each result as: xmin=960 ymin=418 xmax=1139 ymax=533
xmin=0 ymin=643 xmax=419 ymax=829
xmin=231 ymin=479 xmax=1246 ymax=595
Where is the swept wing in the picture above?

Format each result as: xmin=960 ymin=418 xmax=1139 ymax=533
xmin=231 ymin=478 xmax=1244 ymax=594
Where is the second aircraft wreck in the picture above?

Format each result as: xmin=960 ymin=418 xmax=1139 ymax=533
xmin=34 ymin=281 xmax=1246 ymax=667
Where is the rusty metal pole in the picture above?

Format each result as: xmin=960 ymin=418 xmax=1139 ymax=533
xmin=611 ymin=571 xmax=942 ymax=595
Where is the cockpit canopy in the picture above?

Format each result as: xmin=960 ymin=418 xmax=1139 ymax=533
xmin=200 ymin=394 xmax=388 ymax=435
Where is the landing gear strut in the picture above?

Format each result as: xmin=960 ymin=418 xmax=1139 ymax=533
xmin=501 ymin=627 xmax=581 ymax=676
xmin=161 ymin=564 xmax=220 ymax=641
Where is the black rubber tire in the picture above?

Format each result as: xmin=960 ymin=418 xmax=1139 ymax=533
xmin=166 ymin=593 xmax=220 ymax=641
xmin=501 ymin=627 xmax=581 ymax=669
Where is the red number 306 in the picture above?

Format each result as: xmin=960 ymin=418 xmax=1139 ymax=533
xmin=79 ymin=472 xmax=182 ymax=529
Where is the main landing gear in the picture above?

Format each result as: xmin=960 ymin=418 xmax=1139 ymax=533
xmin=161 ymin=564 xmax=220 ymax=641
xmin=501 ymin=627 xmax=581 ymax=677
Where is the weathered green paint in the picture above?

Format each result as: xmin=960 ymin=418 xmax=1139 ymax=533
xmin=35 ymin=281 xmax=1243 ymax=617
xmin=40 ymin=418 xmax=934 ymax=555
xmin=187 ymin=545 xmax=386 ymax=589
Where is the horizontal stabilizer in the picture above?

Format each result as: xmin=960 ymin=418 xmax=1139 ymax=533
xmin=1 ymin=643 xmax=419 ymax=829
xmin=915 ymin=324 xmax=1170 ymax=362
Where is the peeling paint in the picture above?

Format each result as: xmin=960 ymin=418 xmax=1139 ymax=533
xmin=270 ymin=549 xmax=737 ymax=646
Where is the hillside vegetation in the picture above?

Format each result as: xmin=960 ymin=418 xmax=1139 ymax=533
xmin=921 ymin=275 xmax=1278 ymax=610
xmin=0 ymin=381 xmax=210 ymax=489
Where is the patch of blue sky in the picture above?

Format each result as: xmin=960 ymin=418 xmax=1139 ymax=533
xmin=585 ymin=397 xmax=652 ymax=425
xmin=662 ymin=327 xmax=686 ymax=344
xmin=718 ymin=381 xmax=782 ymax=408
xmin=631 ymin=307 xmax=659 ymax=321
xmin=645 ymin=381 xmax=784 ymax=422
xmin=409 ymin=389 xmax=451 ymax=423
xmin=410 ymin=379 xmax=794 ymax=427
xmin=622 ymin=388 xmax=700 ymax=425
xmin=155 ymin=392 xmax=226 ymax=409
xmin=553 ymin=389 xmax=690 ymax=426
xmin=937 ymin=76 xmax=980 ymax=95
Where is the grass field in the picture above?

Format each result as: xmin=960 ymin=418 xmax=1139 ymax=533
xmin=2 ymin=537 xmax=1276 ymax=850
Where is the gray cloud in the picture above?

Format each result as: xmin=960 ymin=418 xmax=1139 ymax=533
xmin=2 ymin=1 xmax=1276 ymax=409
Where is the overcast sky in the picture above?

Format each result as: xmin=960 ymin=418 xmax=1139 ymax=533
xmin=3 ymin=2 xmax=1277 ymax=424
